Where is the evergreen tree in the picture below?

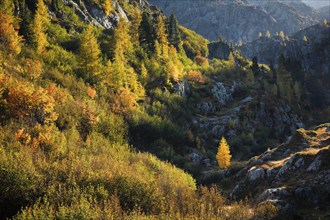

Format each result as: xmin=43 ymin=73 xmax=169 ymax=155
xmin=276 ymin=54 xmax=294 ymax=103
xmin=251 ymin=56 xmax=259 ymax=74
xmin=216 ymin=137 xmax=231 ymax=169
xmin=17 ymin=0 xmax=33 ymax=41
xmin=139 ymin=12 xmax=156 ymax=52
xmin=0 ymin=0 xmax=22 ymax=55
xmin=31 ymin=0 xmax=50 ymax=54
xmin=79 ymin=25 xmax=102 ymax=80
xmin=140 ymin=62 xmax=148 ymax=86
xmin=167 ymin=12 xmax=181 ymax=49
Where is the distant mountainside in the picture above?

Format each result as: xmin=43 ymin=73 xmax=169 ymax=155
xmin=149 ymin=0 xmax=323 ymax=42
xmin=319 ymin=5 xmax=330 ymax=19
xmin=239 ymin=23 xmax=330 ymax=73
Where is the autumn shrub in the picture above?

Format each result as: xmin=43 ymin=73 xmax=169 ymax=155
xmin=194 ymin=53 xmax=209 ymax=67
xmin=186 ymin=70 xmax=206 ymax=84
xmin=6 ymin=85 xmax=58 ymax=125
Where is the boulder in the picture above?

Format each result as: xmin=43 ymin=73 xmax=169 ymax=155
xmin=258 ymin=188 xmax=289 ymax=202
xmin=211 ymin=82 xmax=233 ymax=107
xmin=247 ymin=167 xmax=265 ymax=182
xmin=307 ymin=155 xmax=322 ymax=172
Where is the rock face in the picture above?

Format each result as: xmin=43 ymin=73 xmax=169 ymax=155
xmin=149 ymin=0 xmax=323 ymax=42
xmin=247 ymin=167 xmax=265 ymax=182
xmin=208 ymin=41 xmax=231 ymax=60
xmin=239 ymin=24 xmax=330 ymax=71
xmin=227 ymin=125 xmax=330 ymax=218
xmin=319 ymin=6 xmax=330 ymax=20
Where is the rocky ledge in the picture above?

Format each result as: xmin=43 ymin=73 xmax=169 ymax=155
xmin=228 ymin=124 xmax=330 ymax=218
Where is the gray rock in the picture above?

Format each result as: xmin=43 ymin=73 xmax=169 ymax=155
xmin=266 ymin=168 xmax=276 ymax=178
xmin=307 ymin=155 xmax=322 ymax=172
xmin=150 ymin=0 xmax=322 ymax=43
xmin=191 ymin=152 xmax=201 ymax=163
xmin=211 ymin=125 xmax=225 ymax=138
xmin=258 ymin=188 xmax=289 ymax=202
xmin=208 ymin=41 xmax=231 ymax=60
xmin=275 ymin=156 xmax=296 ymax=180
xmin=294 ymin=157 xmax=305 ymax=168
xmin=196 ymin=101 xmax=215 ymax=115
xmin=211 ymin=82 xmax=233 ymax=107
xmin=247 ymin=167 xmax=265 ymax=182
xmin=174 ymin=81 xmax=190 ymax=98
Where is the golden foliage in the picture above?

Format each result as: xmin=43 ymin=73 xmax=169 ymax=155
xmin=102 ymin=0 xmax=113 ymax=16
xmin=216 ymin=136 xmax=232 ymax=169
xmin=186 ymin=70 xmax=205 ymax=84
xmin=79 ymin=25 xmax=102 ymax=77
xmin=24 ymin=58 xmax=43 ymax=79
xmin=194 ymin=52 xmax=209 ymax=67
xmin=7 ymin=86 xmax=58 ymax=124
xmin=31 ymin=0 xmax=50 ymax=54
xmin=0 ymin=12 xmax=22 ymax=55
xmin=87 ymin=87 xmax=97 ymax=99
xmin=113 ymin=87 xmax=138 ymax=113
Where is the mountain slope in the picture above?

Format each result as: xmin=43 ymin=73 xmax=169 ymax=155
xmin=150 ymin=0 xmax=322 ymax=42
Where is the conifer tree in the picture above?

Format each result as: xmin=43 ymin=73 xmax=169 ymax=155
xmin=128 ymin=7 xmax=142 ymax=46
xmin=102 ymin=0 xmax=113 ymax=16
xmin=156 ymin=15 xmax=169 ymax=60
xmin=0 ymin=0 xmax=22 ymax=55
xmin=140 ymin=62 xmax=148 ymax=86
xmin=227 ymin=52 xmax=235 ymax=70
xmin=17 ymin=0 xmax=33 ymax=41
xmin=216 ymin=136 xmax=231 ymax=169
xmin=251 ymin=56 xmax=259 ymax=74
xmin=112 ymin=19 xmax=133 ymax=87
xmin=276 ymin=54 xmax=294 ymax=103
xmin=31 ymin=0 xmax=50 ymax=54
xmin=167 ymin=12 xmax=181 ymax=49
xmin=79 ymin=25 xmax=102 ymax=79
xmin=139 ymin=12 xmax=156 ymax=52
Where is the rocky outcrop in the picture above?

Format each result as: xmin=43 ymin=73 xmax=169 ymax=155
xmin=247 ymin=167 xmax=265 ymax=182
xmin=227 ymin=125 xmax=330 ymax=217
xmin=174 ymin=81 xmax=190 ymax=98
xmin=208 ymin=41 xmax=231 ymax=60
xmin=149 ymin=0 xmax=322 ymax=42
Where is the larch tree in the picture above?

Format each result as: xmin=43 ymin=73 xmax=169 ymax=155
xmin=102 ymin=0 xmax=113 ymax=16
xmin=79 ymin=25 xmax=102 ymax=79
xmin=0 ymin=0 xmax=22 ymax=55
xmin=112 ymin=19 xmax=133 ymax=88
xmin=156 ymin=15 xmax=169 ymax=60
xmin=31 ymin=0 xmax=50 ymax=54
xmin=216 ymin=136 xmax=231 ymax=169
xmin=128 ymin=7 xmax=142 ymax=46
